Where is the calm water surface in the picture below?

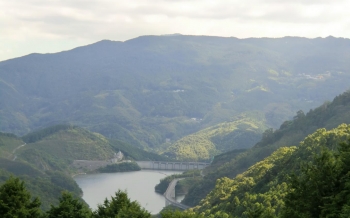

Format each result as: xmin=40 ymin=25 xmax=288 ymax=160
xmin=74 ymin=170 xmax=183 ymax=214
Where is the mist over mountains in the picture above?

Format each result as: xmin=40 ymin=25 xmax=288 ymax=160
xmin=1 ymin=35 xmax=350 ymax=154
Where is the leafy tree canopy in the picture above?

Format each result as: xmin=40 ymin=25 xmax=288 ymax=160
xmin=0 ymin=177 xmax=41 ymax=218
xmin=46 ymin=191 xmax=92 ymax=218
xmin=93 ymin=190 xmax=151 ymax=218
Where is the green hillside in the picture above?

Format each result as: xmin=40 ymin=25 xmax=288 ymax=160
xmin=0 ymin=125 xmax=168 ymax=211
xmin=17 ymin=124 xmax=168 ymax=172
xmin=1 ymin=35 xmax=350 ymax=215
xmin=109 ymin=139 xmax=171 ymax=161
xmin=18 ymin=125 xmax=114 ymax=172
xmin=3 ymin=125 xmax=350 ymax=218
xmin=0 ymin=132 xmax=83 ymax=211
xmin=0 ymin=132 xmax=25 ymax=159
xmin=183 ymin=90 xmax=350 ymax=206
xmin=1 ymin=36 xmax=350 ymax=152
xmin=0 ymin=163 xmax=83 ymax=211
xmin=191 ymin=124 xmax=350 ymax=217
xmin=163 ymin=113 xmax=267 ymax=161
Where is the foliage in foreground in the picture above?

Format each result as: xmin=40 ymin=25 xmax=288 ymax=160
xmin=0 ymin=163 xmax=82 ymax=211
xmin=0 ymin=125 xmax=170 ymax=211
xmin=3 ymin=127 xmax=350 ymax=217
xmin=0 ymin=177 xmax=153 ymax=218
xmin=47 ymin=191 xmax=91 ymax=218
xmin=192 ymin=124 xmax=350 ymax=217
xmin=281 ymin=139 xmax=350 ymax=218
xmin=0 ymin=177 xmax=41 ymax=218
xmin=184 ymin=90 xmax=350 ymax=206
xmin=93 ymin=190 xmax=151 ymax=218
xmin=4 ymin=126 xmax=350 ymax=218
xmin=0 ymin=175 xmax=206 ymax=218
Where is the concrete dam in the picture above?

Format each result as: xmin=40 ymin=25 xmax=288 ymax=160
xmin=135 ymin=161 xmax=210 ymax=170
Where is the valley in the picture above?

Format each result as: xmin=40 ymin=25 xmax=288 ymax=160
xmin=1 ymin=36 xmax=350 ymax=161
xmin=1 ymin=35 xmax=350 ymax=217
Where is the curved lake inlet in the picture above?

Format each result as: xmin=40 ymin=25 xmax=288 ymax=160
xmin=74 ymin=170 xmax=183 ymax=214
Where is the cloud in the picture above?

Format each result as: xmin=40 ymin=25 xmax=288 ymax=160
xmin=0 ymin=0 xmax=349 ymax=61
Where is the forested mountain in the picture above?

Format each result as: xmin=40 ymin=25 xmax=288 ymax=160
xmin=1 ymin=35 xmax=350 ymax=215
xmin=0 ymin=125 xmax=166 ymax=210
xmin=0 ymin=178 xmax=152 ymax=218
xmin=183 ymin=90 xmax=350 ymax=206
xmin=191 ymin=124 xmax=350 ymax=217
xmin=163 ymin=113 xmax=267 ymax=161
xmin=3 ymin=126 xmax=350 ymax=217
xmin=0 ymin=132 xmax=82 ymax=210
xmin=16 ymin=124 xmax=167 ymax=172
xmin=1 ymin=35 xmax=350 ymax=154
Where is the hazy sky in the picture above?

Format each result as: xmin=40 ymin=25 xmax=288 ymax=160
xmin=1 ymin=0 xmax=349 ymax=61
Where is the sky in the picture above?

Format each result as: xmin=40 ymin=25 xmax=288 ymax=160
xmin=0 ymin=0 xmax=349 ymax=61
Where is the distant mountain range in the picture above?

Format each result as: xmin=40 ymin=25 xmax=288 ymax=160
xmin=1 ymin=35 xmax=350 ymax=157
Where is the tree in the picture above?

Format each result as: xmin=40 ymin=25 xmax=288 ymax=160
xmin=293 ymin=110 xmax=305 ymax=120
xmin=93 ymin=190 xmax=150 ymax=218
xmin=161 ymin=209 xmax=204 ymax=218
xmin=324 ymin=139 xmax=350 ymax=217
xmin=259 ymin=128 xmax=275 ymax=145
xmin=281 ymin=139 xmax=350 ymax=218
xmin=0 ymin=177 xmax=42 ymax=218
xmin=46 ymin=191 xmax=92 ymax=218
xmin=116 ymin=201 xmax=151 ymax=218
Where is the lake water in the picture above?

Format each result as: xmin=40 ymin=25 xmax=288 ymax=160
xmin=74 ymin=170 xmax=183 ymax=214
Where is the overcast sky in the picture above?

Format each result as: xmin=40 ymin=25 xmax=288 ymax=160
xmin=0 ymin=0 xmax=349 ymax=61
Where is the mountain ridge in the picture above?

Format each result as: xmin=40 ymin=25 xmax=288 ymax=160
xmin=1 ymin=35 xmax=350 ymax=153
xmin=182 ymin=90 xmax=350 ymax=206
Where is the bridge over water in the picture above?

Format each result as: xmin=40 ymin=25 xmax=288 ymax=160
xmin=135 ymin=161 xmax=210 ymax=171
xmin=135 ymin=161 xmax=209 ymax=209
xmin=164 ymin=179 xmax=190 ymax=210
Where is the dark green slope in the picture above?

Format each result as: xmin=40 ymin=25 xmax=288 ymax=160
xmin=0 ymin=132 xmax=24 ymax=159
xmin=0 ymin=133 xmax=83 ymax=211
xmin=192 ymin=124 xmax=350 ymax=217
xmin=109 ymin=139 xmax=170 ymax=161
xmin=183 ymin=90 xmax=350 ymax=206
xmin=1 ymin=35 xmax=350 ymax=151
xmin=17 ymin=124 xmax=167 ymax=171
xmin=0 ymin=125 xmax=168 ymax=210
xmin=163 ymin=113 xmax=267 ymax=161
xmin=0 ymin=158 xmax=83 ymax=211
xmin=18 ymin=125 xmax=115 ymax=172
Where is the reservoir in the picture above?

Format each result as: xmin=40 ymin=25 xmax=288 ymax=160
xmin=74 ymin=170 xmax=183 ymax=214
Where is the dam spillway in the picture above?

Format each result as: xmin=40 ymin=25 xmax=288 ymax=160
xmin=135 ymin=161 xmax=210 ymax=171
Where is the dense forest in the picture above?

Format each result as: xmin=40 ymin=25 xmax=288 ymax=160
xmin=0 ymin=125 xmax=168 ymax=210
xmin=1 ymin=35 xmax=350 ymax=217
xmin=0 ymin=177 xmax=151 ymax=218
xmin=3 ymin=126 xmax=350 ymax=218
xmin=1 ymin=36 xmax=350 ymax=157
xmin=0 ymin=176 xmax=206 ymax=217
xmin=3 ymin=92 xmax=350 ymax=216
xmin=162 ymin=114 xmax=267 ymax=161
xmin=182 ymin=90 xmax=350 ymax=206
xmin=192 ymin=124 xmax=350 ymax=217
xmin=1 ymin=89 xmax=350 ymax=217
